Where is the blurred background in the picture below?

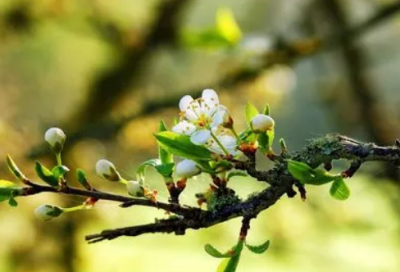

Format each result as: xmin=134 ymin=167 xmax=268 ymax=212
xmin=1 ymin=0 xmax=400 ymax=271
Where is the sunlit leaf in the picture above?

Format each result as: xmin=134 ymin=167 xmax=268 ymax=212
xmin=245 ymin=102 xmax=259 ymax=125
xmin=6 ymin=154 xmax=26 ymax=182
xmin=35 ymin=162 xmax=58 ymax=187
xmin=155 ymin=132 xmax=212 ymax=161
xmin=52 ymin=165 xmax=69 ymax=180
xmin=205 ymin=244 xmax=232 ymax=258
xmin=0 ymin=180 xmax=18 ymax=202
xmin=216 ymin=8 xmax=242 ymax=44
xmin=217 ymin=259 xmax=230 ymax=272
xmin=330 ymin=176 xmax=350 ymax=200
xmin=158 ymin=121 xmax=173 ymax=165
xmin=245 ymin=240 xmax=270 ymax=254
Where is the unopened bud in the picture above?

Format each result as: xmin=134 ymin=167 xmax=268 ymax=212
xmin=250 ymin=114 xmax=275 ymax=133
xmin=95 ymin=159 xmax=121 ymax=182
xmin=44 ymin=128 xmax=66 ymax=153
xmin=126 ymin=180 xmax=145 ymax=197
xmin=34 ymin=204 xmax=63 ymax=221
xmin=175 ymin=159 xmax=201 ymax=179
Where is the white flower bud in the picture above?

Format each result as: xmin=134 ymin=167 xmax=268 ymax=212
xmin=175 ymin=159 xmax=201 ymax=179
xmin=250 ymin=114 xmax=275 ymax=133
xmin=35 ymin=204 xmax=63 ymax=221
xmin=44 ymin=127 xmax=66 ymax=153
xmin=126 ymin=180 xmax=144 ymax=197
xmin=95 ymin=159 xmax=121 ymax=182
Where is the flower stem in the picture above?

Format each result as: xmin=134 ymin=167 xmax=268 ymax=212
xmin=231 ymin=127 xmax=242 ymax=143
xmin=211 ymin=132 xmax=230 ymax=156
xmin=56 ymin=153 xmax=62 ymax=166
xmin=61 ymin=204 xmax=86 ymax=213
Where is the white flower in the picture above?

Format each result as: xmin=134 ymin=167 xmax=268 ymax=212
xmin=173 ymin=89 xmax=226 ymax=145
xmin=95 ymin=159 xmax=120 ymax=181
xmin=250 ymin=114 xmax=275 ymax=133
xmin=126 ymin=180 xmax=144 ymax=197
xmin=206 ymin=133 xmax=242 ymax=156
xmin=44 ymin=127 xmax=66 ymax=153
xmin=175 ymin=159 xmax=201 ymax=178
xmin=35 ymin=204 xmax=63 ymax=221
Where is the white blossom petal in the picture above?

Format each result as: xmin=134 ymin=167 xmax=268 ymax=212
xmin=202 ymin=89 xmax=219 ymax=116
xmin=179 ymin=95 xmax=194 ymax=112
xmin=172 ymin=121 xmax=196 ymax=136
xmin=190 ymin=129 xmax=211 ymax=145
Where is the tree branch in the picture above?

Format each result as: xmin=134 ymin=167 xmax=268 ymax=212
xmin=84 ymin=134 xmax=400 ymax=243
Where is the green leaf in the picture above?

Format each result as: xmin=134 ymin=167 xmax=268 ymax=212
xmin=245 ymin=103 xmax=259 ymax=125
xmin=286 ymin=160 xmax=335 ymax=185
xmin=155 ymin=163 xmax=175 ymax=177
xmin=76 ymin=169 xmax=91 ymax=190
xmin=155 ymin=132 xmax=212 ymax=161
xmin=245 ymin=240 xmax=270 ymax=254
xmin=218 ymin=254 xmax=241 ymax=272
xmin=8 ymin=197 xmax=18 ymax=207
xmin=35 ymin=162 xmax=59 ymax=187
xmin=0 ymin=180 xmax=19 ymax=202
xmin=227 ymin=171 xmax=248 ymax=181
xmin=136 ymin=159 xmax=161 ymax=183
xmin=216 ymin=8 xmax=242 ymax=44
xmin=330 ymin=176 xmax=350 ymax=200
xmin=267 ymin=129 xmax=275 ymax=148
xmin=205 ymin=244 xmax=232 ymax=258
xmin=262 ymin=104 xmax=270 ymax=115
xmin=52 ymin=165 xmax=70 ymax=180
xmin=6 ymin=154 xmax=26 ymax=182
xmin=158 ymin=121 xmax=173 ymax=165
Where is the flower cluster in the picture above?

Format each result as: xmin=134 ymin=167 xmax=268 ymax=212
xmin=172 ymin=89 xmax=240 ymax=157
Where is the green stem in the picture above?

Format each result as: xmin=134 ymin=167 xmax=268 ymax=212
xmin=211 ymin=132 xmax=230 ymax=156
xmin=231 ymin=127 xmax=242 ymax=144
xmin=119 ymin=178 xmax=128 ymax=185
xmin=61 ymin=204 xmax=86 ymax=213
xmin=56 ymin=153 xmax=62 ymax=166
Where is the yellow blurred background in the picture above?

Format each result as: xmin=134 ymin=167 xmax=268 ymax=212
xmin=1 ymin=0 xmax=400 ymax=271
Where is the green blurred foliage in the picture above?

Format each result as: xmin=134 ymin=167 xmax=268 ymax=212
xmin=0 ymin=0 xmax=400 ymax=272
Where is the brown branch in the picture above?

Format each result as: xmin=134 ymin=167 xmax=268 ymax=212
xmin=84 ymin=134 xmax=400 ymax=243
xmin=20 ymin=181 xmax=202 ymax=218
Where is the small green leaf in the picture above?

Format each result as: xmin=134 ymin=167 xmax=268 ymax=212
xmin=286 ymin=160 xmax=335 ymax=185
xmin=8 ymin=197 xmax=18 ymax=207
xmin=35 ymin=162 xmax=59 ymax=187
xmin=267 ymin=129 xmax=275 ymax=148
xmin=262 ymin=104 xmax=270 ymax=115
xmin=227 ymin=171 xmax=248 ymax=181
xmin=245 ymin=240 xmax=270 ymax=254
xmin=76 ymin=169 xmax=91 ymax=190
xmin=155 ymin=163 xmax=175 ymax=177
xmin=205 ymin=244 xmax=232 ymax=258
xmin=155 ymin=132 xmax=212 ymax=161
xmin=330 ymin=176 xmax=350 ymax=200
xmin=6 ymin=155 xmax=27 ymax=182
xmin=0 ymin=180 xmax=22 ymax=202
xmin=245 ymin=103 xmax=259 ymax=125
xmin=158 ymin=121 xmax=173 ymax=165
xmin=136 ymin=159 xmax=161 ymax=183
xmin=52 ymin=165 xmax=69 ymax=180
